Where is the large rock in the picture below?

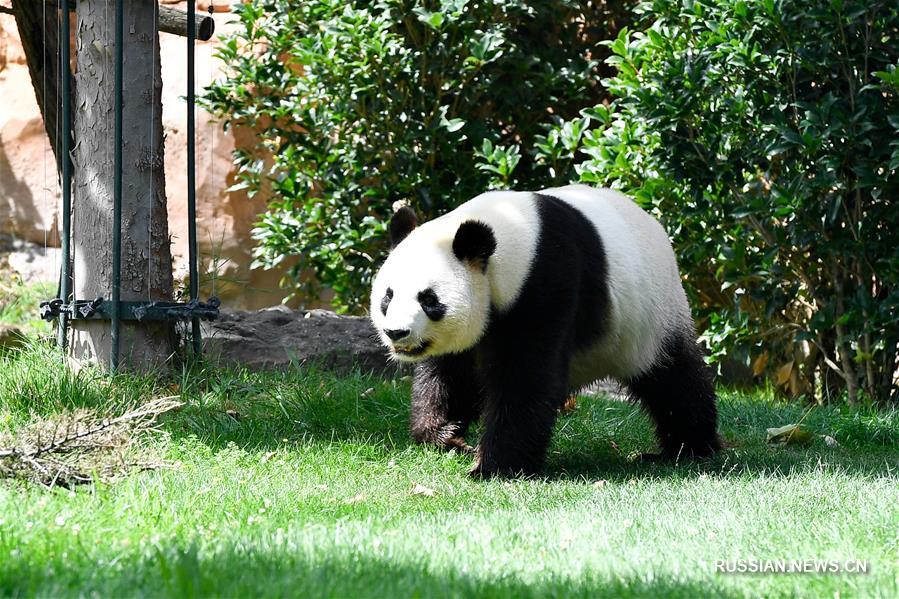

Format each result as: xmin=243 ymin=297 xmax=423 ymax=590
xmin=200 ymin=307 xmax=628 ymax=400
xmin=202 ymin=306 xmax=395 ymax=374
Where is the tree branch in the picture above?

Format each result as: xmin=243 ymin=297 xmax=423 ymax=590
xmin=12 ymin=1 xmax=215 ymax=40
xmin=50 ymin=0 xmax=217 ymax=40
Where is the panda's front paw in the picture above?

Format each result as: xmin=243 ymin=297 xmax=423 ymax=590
xmin=468 ymin=450 xmax=532 ymax=479
xmin=468 ymin=457 xmax=495 ymax=479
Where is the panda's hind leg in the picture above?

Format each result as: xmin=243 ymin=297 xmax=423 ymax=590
xmin=626 ymin=332 xmax=722 ymax=459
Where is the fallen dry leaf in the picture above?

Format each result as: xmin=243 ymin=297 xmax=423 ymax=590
xmin=343 ymin=493 xmax=365 ymax=504
xmin=752 ymin=352 xmax=769 ymax=377
xmin=775 ymin=361 xmax=794 ymax=387
xmin=410 ymin=483 xmax=436 ymax=497
xmin=766 ymin=423 xmax=813 ymax=445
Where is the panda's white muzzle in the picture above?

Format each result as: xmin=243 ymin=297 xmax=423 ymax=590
xmin=382 ymin=328 xmax=431 ymax=359
xmin=392 ymin=338 xmax=431 ymax=358
xmin=387 ymin=329 xmax=427 ymax=355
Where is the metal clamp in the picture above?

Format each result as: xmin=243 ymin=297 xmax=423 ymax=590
xmin=78 ymin=297 xmax=104 ymax=318
xmin=40 ymin=297 xmax=104 ymax=321
xmin=130 ymin=297 xmax=221 ymax=322
xmin=40 ymin=296 xmax=221 ymax=322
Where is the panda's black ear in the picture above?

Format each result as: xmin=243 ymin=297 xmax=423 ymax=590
xmin=453 ymin=220 xmax=496 ymax=271
xmin=389 ymin=206 xmax=418 ymax=248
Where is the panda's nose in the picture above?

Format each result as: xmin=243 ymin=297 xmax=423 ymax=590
xmin=385 ymin=328 xmax=411 ymax=342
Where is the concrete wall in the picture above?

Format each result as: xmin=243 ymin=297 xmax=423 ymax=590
xmin=0 ymin=3 xmax=299 ymax=310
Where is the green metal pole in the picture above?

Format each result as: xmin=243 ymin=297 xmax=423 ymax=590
xmin=57 ymin=0 xmax=72 ymax=350
xmin=111 ymin=0 xmax=124 ymax=371
xmin=187 ymin=0 xmax=201 ymax=356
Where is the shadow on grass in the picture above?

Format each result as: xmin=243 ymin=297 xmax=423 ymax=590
xmin=5 ymin=542 xmax=743 ymax=599
xmin=2 ymin=343 xmax=894 ymax=483
xmin=544 ymin=394 xmax=898 ymax=481
xmin=162 ymin=362 xmax=898 ymax=483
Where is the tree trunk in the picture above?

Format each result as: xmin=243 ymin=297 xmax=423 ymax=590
xmin=69 ymin=0 xmax=174 ymax=370
xmin=830 ymin=261 xmax=858 ymax=405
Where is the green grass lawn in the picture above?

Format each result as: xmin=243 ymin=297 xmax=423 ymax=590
xmin=0 ymin=342 xmax=897 ymax=598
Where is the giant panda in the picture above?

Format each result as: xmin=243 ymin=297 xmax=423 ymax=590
xmin=370 ymin=184 xmax=721 ymax=478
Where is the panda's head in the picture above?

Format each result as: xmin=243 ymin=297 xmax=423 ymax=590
xmin=370 ymin=207 xmax=497 ymax=362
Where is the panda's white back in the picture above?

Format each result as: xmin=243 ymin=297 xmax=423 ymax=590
xmin=542 ymin=185 xmax=692 ymax=384
xmin=414 ymin=185 xmax=691 ymax=384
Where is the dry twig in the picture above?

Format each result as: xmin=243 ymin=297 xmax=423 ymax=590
xmin=0 ymin=396 xmax=182 ymax=488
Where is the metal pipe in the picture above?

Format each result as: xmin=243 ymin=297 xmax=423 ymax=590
xmin=187 ymin=0 xmax=201 ymax=356
xmin=57 ymin=0 xmax=72 ymax=350
xmin=112 ymin=0 xmax=124 ymax=371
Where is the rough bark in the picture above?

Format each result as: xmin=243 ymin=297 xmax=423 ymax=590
xmin=69 ymin=0 xmax=174 ymax=370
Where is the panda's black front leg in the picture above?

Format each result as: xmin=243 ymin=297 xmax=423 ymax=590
xmin=410 ymin=351 xmax=481 ymax=453
xmin=471 ymin=349 xmax=567 ymax=478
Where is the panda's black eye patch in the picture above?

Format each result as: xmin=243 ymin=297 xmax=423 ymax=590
xmin=417 ymin=288 xmax=446 ymax=321
xmin=380 ymin=288 xmax=393 ymax=316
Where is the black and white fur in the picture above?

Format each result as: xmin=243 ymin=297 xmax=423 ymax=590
xmin=370 ymin=185 xmax=721 ymax=477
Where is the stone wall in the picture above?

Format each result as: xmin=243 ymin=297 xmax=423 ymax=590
xmin=0 ymin=3 xmax=299 ymax=310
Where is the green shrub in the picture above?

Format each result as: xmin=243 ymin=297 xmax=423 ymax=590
xmin=537 ymin=0 xmax=899 ymax=402
xmin=204 ymin=0 xmax=633 ymax=311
